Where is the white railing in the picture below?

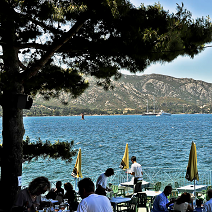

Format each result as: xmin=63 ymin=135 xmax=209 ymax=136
xmin=22 ymin=167 xmax=212 ymax=191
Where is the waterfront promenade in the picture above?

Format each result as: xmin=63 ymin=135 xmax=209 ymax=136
xmin=48 ymin=167 xmax=212 ymax=193
xmin=35 ymin=167 xmax=211 ymax=212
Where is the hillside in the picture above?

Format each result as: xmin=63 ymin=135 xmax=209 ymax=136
xmin=26 ymin=74 xmax=212 ymax=115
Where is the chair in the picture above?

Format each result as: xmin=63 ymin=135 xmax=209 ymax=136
xmin=117 ymin=197 xmax=138 ymax=212
xmin=137 ymin=192 xmax=149 ymax=212
xmin=174 ymin=182 xmax=179 ymax=188
xmin=169 ymin=190 xmax=178 ymax=200
xmin=111 ymin=185 xmax=119 ymax=196
xmin=117 ymin=187 xmax=126 ymax=197
xmin=145 ymin=182 xmax=161 ymax=191
xmin=129 ymin=197 xmax=138 ymax=212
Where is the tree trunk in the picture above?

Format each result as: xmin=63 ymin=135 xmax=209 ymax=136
xmin=0 ymin=105 xmax=24 ymax=210
xmin=0 ymin=4 xmax=25 ymax=209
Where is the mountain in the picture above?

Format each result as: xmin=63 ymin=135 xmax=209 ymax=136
xmin=32 ymin=74 xmax=212 ymax=115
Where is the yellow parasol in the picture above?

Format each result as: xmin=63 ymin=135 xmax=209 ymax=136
xmin=185 ymin=141 xmax=199 ymax=181
xmin=185 ymin=141 xmax=199 ymax=207
xmin=120 ymin=143 xmax=129 ymax=170
xmin=71 ymin=148 xmax=83 ymax=178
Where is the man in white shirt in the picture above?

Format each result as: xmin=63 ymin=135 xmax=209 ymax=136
xmin=77 ymin=178 xmax=113 ymax=212
xmin=95 ymin=168 xmax=114 ymax=195
xmin=203 ymin=189 xmax=212 ymax=212
xmin=130 ymin=156 xmax=143 ymax=193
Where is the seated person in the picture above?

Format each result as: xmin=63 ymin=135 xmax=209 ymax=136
xmin=46 ymin=181 xmax=64 ymax=202
xmin=152 ymin=185 xmax=175 ymax=212
xmin=77 ymin=178 xmax=113 ymax=212
xmin=195 ymin=198 xmax=203 ymax=212
xmin=64 ymin=182 xmax=78 ymax=211
xmin=203 ymin=189 xmax=212 ymax=212
xmin=173 ymin=192 xmax=193 ymax=212
xmin=12 ymin=176 xmax=50 ymax=212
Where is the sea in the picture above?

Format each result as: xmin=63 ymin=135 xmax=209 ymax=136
xmin=1 ymin=114 xmax=212 ymax=187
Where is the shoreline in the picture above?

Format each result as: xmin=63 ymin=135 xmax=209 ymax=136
xmin=22 ymin=113 xmax=212 ymax=117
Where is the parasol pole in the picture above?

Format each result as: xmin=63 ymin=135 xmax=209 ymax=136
xmin=75 ymin=177 xmax=77 ymax=191
xmin=194 ymin=179 xmax=196 ymax=208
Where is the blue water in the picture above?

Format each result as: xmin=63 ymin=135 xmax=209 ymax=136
xmin=1 ymin=114 xmax=212 ymax=186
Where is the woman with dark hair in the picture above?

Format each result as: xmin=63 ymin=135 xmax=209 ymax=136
xmin=12 ymin=176 xmax=50 ymax=212
xmin=173 ymin=192 xmax=193 ymax=212
xmin=64 ymin=182 xmax=78 ymax=211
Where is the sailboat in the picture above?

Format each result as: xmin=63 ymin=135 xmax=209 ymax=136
xmin=142 ymin=99 xmax=158 ymax=116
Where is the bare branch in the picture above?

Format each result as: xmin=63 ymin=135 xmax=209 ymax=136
xmin=17 ymin=43 xmax=48 ymax=50
xmin=17 ymin=12 xmax=64 ymax=35
xmin=20 ymin=13 xmax=88 ymax=83
xmin=18 ymin=60 xmax=27 ymax=70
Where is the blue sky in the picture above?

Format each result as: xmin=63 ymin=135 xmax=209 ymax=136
xmin=121 ymin=0 xmax=212 ymax=83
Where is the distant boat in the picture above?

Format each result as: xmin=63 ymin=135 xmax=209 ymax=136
xmin=81 ymin=113 xmax=85 ymax=120
xmin=156 ymin=110 xmax=171 ymax=116
xmin=142 ymin=112 xmax=158 ymax=116
xmin=142 ymin=99 xmax=158 ymax=116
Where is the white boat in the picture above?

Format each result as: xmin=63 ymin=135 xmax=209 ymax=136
xmin=156 ymin=110 xmax=171 ymax=116
xmin=142 ymin=112 xmax=158 ymax=116
xmin=142 ymin=99 xmax=158 ymax=116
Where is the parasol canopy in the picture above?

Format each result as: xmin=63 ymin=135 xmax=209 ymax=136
xmin=185 ymin=141 xmax=199 ymax=181
xmin=119 ymin=143 xmax=129 ymax=170
xmin=71 ymin=148 xmax=83 ymax=178
xmin=185 ymin=141 xmax=199 ymax=208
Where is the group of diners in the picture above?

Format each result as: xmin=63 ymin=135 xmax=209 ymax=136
xmin=11 ymin=175 xmax=114 ymax=212
xmin=11 ymin=177 xmax=78 ymax=212
xmin=10 ymin=155 xmax=142 ymax=212
xmin=10 ymin=154 xmax=212 ymax=212
xmin=152 ymin=185 xmax=212 ymax=212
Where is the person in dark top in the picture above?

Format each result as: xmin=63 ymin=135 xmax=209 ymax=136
xmin=46 ymin=181 xmax=64 ymax=201
xmin=64 ymin=182 xmax=78 ymax=211
xmin=12 ymin=176 xmax=50 ymax=212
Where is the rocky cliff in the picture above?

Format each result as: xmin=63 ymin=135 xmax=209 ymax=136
xmin=34 ymin=74 xmax=212 ymax=112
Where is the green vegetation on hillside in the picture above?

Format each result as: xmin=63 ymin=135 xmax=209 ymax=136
xmin=14 ymin=102 xmax=212 ymax=116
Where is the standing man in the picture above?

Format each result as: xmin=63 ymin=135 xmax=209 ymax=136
xmin=77 ymin=178 xmax=113 ymax=212
xmin=95 ymin=168 xmax=114 ymax=196
xmin=130 ymin=156 xmax=143 ymax=193
xmin=152 ymin=185 xmax=174 ymax=212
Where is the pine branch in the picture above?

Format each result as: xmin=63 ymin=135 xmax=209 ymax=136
xmin=22 ymin=136 xmax=77 ymax=163
xmin=19 ymin=12 xmax=89 ymax=83
xmin=0 ymin=136 xmax=78 ymax=165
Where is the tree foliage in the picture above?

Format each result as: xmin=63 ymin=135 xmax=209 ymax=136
xmin=22 ymin=136 xmax=77 ymax=163
xmin=0 ymin=136 xmax=77 ymax=164
xmin=1 ymin=0 xmax=212 ymax=100
xmin=0 ymin=0 xmax=212 ymax=209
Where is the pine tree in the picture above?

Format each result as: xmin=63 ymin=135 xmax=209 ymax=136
xmin=0 ymin=0 xmax=212 ymax=209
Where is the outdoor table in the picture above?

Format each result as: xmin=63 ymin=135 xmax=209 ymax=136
xmin=110 ymin=197 xmax=131 ymax=212
xmin=40 ymin=198 xmax=58 ymax=208
xmin=120 ymin=180 xmax=150 ymax=189
xmin=138 ymin=190 xmax=162 ymax=205
xmin=177 ymin=185 xmax=207 ymax=193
